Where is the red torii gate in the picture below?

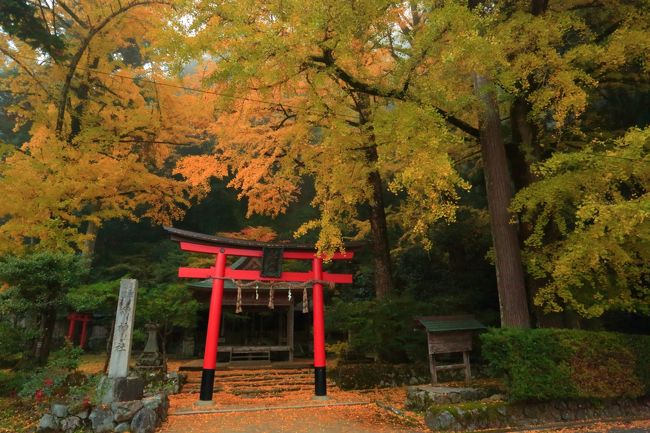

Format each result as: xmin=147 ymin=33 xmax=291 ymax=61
xmin=66 ymin=313 xmax=91 ymax=349
xmin=164 ymin=227 xmax=355 ymax=403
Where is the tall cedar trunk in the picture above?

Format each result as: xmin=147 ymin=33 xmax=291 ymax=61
xmin=506 ymin=0 xmax=571 ymax=328
xmin=509 ymin=98 xmax=565 ymax=328
xmin=474 ymin=74 xmax=530 ymax=328
xmin=356 ymin=93 xmax=394 ymax=298
xmin=73 ymin=59 xmax=101 ymax=257
xmin=82 ymin=220 xmax=99 ymax=257
xmin=36 ymin=307 xmax=58 ymax=365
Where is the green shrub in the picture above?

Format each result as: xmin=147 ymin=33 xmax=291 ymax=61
xmin=332 ymin=363 xmax=429 ymax=390
xmin=326 ymin=296 xmax=442 ymax=363
xmin=0 ymin=370 xmax=29 ymax=396
xmin=481 ymin=328 xmax=650 ymax=402
xmin=624 ymin=335 xmax=650 ymax=394
xmin=18 ymin=343 xmax=83 ymax=401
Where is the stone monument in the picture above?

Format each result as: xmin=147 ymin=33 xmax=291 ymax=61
xmin=135 ymin=324 xmax=164 ymax=374
xmin=100 ymin=279 xmax=143 ymax=403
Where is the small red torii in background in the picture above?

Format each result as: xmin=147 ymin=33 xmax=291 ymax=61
xmin=164 ymin=227 xmax=356 ymax=403
xmin=66 ymin=312 xmax=91 ymax=349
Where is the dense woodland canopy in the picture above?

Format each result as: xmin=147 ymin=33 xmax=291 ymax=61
xmin=0 ymin=0 xmax=649 ymax=364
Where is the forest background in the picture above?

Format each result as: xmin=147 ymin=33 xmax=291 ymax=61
xmin=0 ymin=0 xmax=649 ymax=368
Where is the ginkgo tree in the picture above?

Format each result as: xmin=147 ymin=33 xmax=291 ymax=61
xmin=0 ymin=0 xmax=216 ymax=254
xmin=164 ymin=0 xmax=650 ymax=326
xmin=164 ymin=0 xmax=476 ymax=298
xmin=512 ymin=127 xmax=650 ymax=319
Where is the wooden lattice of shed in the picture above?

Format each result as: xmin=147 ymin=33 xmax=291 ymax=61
xmin=415 ymin=315 xmax=485 ymax=385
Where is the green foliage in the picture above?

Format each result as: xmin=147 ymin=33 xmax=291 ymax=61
xmin=481 ymin=328 xmax=650 ymax=401
xmin=0 ymin=320 xmax=36 ymax=367
xmin=327 ymin=295 xmax=447 ymax=363
xmin=0 ymin=252 xmax=89 ymax=302
xmin=332 ymin=363 xmax=429 ymax=390
xmin=18 ymin=343 xmax=83 ymax=400
xmin=137 ymin=283 xmax=200 ymax=361
xmin=512 ymin=127 xmax=650 ymax=318
xmin=0 ymin=252 xmax=89 ymax=364
xmin=623 ymin=335 xmax=650 ymax=394
xmin=65 ymin=279 xmax=121 ymax=314
xmin=137 ymin=284 xmax=199 ymax=331
xmin=0 ymin=370 xmax=29 ymax=396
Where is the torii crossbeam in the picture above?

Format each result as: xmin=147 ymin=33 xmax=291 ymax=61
xmin=164 ymin=226 xmax=356 ymax=403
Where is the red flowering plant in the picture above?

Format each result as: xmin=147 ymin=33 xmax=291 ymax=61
xmin=18 ymin=343 xmax=83 ymax=404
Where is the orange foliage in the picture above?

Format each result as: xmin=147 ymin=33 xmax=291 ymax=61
xmin=0 ymin=0 xmax=220 ymax=253
xmin=218 ymin=226 xmax=278 ymax=242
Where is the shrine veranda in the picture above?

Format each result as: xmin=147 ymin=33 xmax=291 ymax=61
xmin=164 ymin=226 xmax=356 ymax=403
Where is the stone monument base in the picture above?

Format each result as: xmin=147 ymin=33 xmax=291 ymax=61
xmin=99 ymin=376 xmax=144 ymax=404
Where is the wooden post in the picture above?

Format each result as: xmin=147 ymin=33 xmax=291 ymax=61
xmin=312 ymin=258 xmax=326 ymax=397
xmin=288 ymin=302 xmax=294 ymax=362
xmin=463 ymin=351 xmax=471 ymax=385
xmin=199 ymin=251 xmax=227 ymax=403
xmin=429 ymin=354 xmax=438 ymax=385
xmin=80 ymin=315 xmax=89 ymax=349
xmin=67 ymin=314 xmax=76 ymax=341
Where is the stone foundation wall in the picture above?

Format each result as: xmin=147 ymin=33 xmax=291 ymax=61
xmin=424 ymin=397 xmax=650 ymax=431
xmin=38 ymin=393 xmax=169 ymax=433
xmin=37 ymin=372 xmax=184 ymax=433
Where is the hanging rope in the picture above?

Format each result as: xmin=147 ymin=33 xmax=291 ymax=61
xmin=210 ymin=276 xmax=335 ymax=290
xmin=268 ymin=285 xmax=275 ymax=309
xmin=235 ymin=285 xmax=243 ymax=313
xmin=207 ymin=276 xmax=332 ymax=313
xmin=302 ymin=286 xmax=309 ymax=313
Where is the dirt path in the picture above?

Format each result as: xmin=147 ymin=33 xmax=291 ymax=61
xmin=160 ymin=404 xmax=426 ymax=433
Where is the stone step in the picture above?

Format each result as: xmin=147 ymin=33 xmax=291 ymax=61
xmin=180 ymin=368 xmax=325 ymax=394
xmin=186 ymin=380 xmax=315 ymax=389
xmin=183 ymin=370 xmax=313 ymax=382
xmin=182 ymin=384 xmax=316 ymax=394
xmin=183 ymin=369 xmax=314 ymax=377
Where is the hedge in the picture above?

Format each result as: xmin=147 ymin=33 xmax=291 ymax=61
xmin=331 ymin=363 xmax=430 ymax=390
xmin=480 ymin=328 xmax=650 ymax=402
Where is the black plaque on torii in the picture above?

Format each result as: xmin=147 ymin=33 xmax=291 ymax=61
xmin=261 ymin=247 xmax=284 ymax=278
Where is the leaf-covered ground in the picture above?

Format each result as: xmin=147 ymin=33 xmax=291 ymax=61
xmin=0 ymin=397 xmax=39 ymax=433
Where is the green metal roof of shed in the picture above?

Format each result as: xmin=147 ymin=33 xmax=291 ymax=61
xmin=415 ymin=315 xmax=485 ymax=333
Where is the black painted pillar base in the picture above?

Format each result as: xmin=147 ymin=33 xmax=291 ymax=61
xmin=199 ymin=368 xmax=215 ymax=401
xmin=314 ymin=366 xmax=327 ymax=396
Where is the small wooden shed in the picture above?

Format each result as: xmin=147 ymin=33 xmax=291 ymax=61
xmin=415 ymin=315 xmax=485 ymax=385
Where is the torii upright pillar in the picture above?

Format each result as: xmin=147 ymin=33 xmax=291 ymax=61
xmin=312 ymin=257 xmax=327 ymax=397
xmin=199 ymin=251 xmax=227 ymax=402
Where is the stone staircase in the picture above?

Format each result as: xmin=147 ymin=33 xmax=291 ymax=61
xmin=180 ymin=368 xmax=332 ymax=398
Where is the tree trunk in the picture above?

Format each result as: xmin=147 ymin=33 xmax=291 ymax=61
xmin=160 ymin=328 xmax=168 ymax=373
xmin=82 ymin=220 xmax=99 ymax=257
xmin=103 ymin=319 xmax=115 ymax=373
xmin=36 ymin=307 xmax=57 ymax=365
xmin=356 ymin=93 xmax=394 ymax=298
xmin=367 ymin=161 xmax=393 ymax=299
xmin=474 ymin=74 xmax=530 ymax=328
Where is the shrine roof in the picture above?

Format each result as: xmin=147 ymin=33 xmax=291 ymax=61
xmin=415 ymin=315 xmax=486 ymax=333
xmin=164 ymin=226 xmax=363 ymax=251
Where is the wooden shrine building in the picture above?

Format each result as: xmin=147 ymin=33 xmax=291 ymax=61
xmin=164 ymin=227 xmax=357 ymax=403
xmin=187 ymin=256 xmax=301 ymax=363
